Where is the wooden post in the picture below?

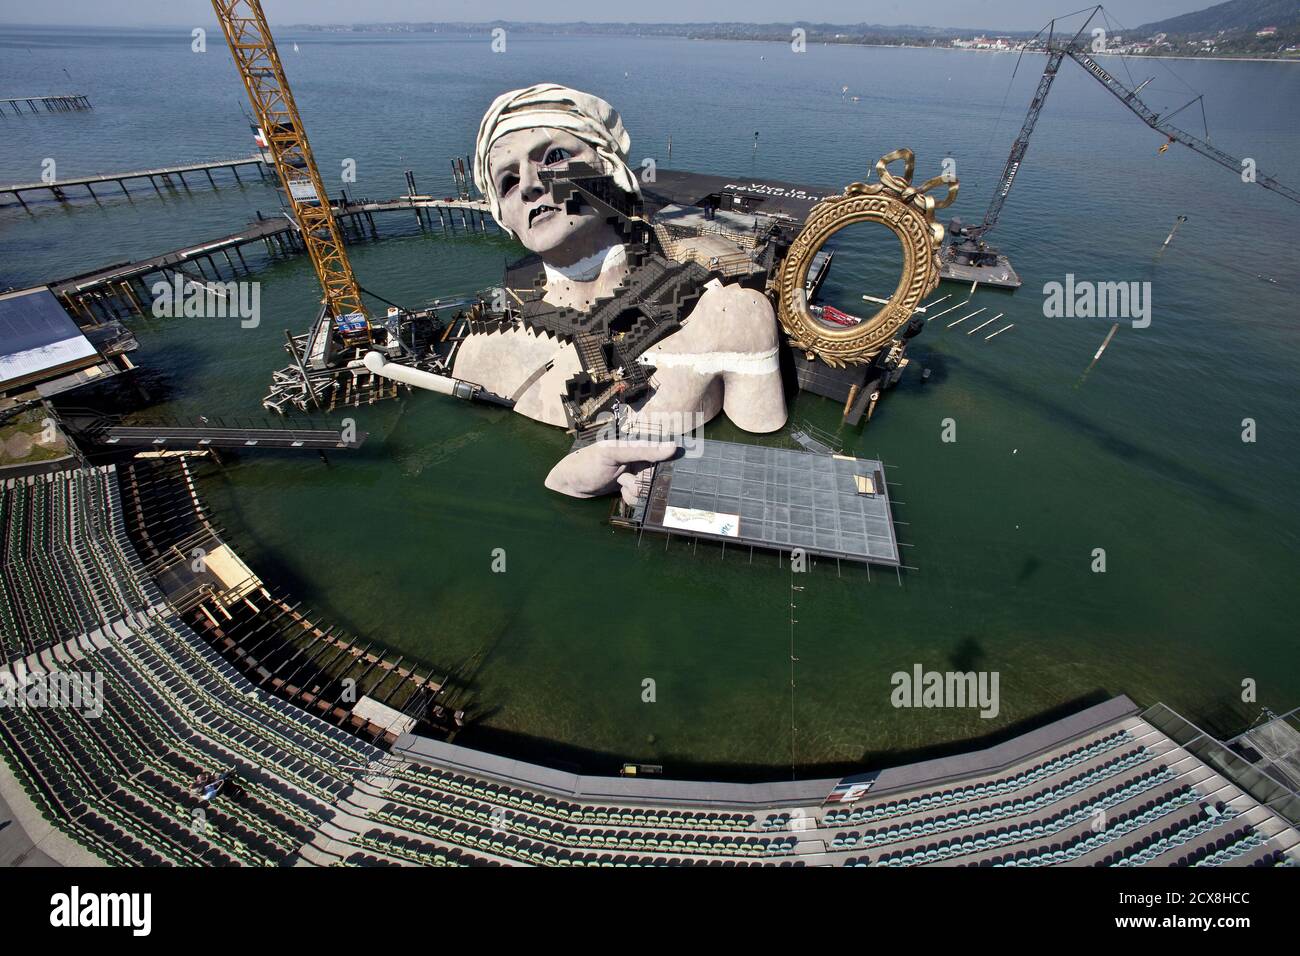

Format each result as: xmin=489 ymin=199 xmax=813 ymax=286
xmin=843 ymin=383 xmax=860 ymax=420
xmin=120 ymin=281 xmax=144 ymax=315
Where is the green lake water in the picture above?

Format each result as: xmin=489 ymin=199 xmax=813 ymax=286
xmin=2 ymin=26 xmax=1297 ymax=777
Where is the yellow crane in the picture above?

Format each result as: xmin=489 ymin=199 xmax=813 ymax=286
xmin=210 ymin=0 xmax=369 ymax=340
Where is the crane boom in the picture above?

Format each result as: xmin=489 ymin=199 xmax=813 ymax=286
xmin=973 ymin=48 xmax=1066 ymax=239
xmin=968 ymin=10 xmax=1101 ymax=241
xmin=210 ymin=0 xmax=369 ymax=333
xmin=968 ymin=4 xmax=1300 ymax=245
xmin=1064 ymin=47 xmax=1300 ymax=206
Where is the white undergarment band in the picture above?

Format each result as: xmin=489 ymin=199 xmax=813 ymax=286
xmin=638 ymin=347 xmax=780 ymax=375
xmin=542 ymin=244 xmax=628 ymax=284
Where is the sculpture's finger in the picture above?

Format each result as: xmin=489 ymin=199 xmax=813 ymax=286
xmin=595 ymin=439 xmax=678 ymax=467
xmin=617 ymin=472 xmax=640 ymax=506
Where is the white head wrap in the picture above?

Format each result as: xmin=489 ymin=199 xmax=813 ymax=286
xmin=473 ymin=83 xmax=642 ymax=235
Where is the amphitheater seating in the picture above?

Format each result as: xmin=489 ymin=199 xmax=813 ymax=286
xmin=0 ymin=466 xmax=1295 ymax=869
xmin=0 ymin=467 xmax=385 ymax=865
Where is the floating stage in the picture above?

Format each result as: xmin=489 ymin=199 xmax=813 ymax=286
xmin=623 ymin=439 xmax=900 ymax=567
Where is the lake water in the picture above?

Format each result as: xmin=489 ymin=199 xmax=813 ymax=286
xmin=2 ymin=25 xmax=1298 ymax=778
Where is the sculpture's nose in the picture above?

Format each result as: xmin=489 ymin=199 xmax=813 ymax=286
xmin=519 ymin=162 xmax=545 ymax=203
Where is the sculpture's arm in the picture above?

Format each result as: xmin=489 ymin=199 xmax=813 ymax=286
xmin=544 ymin=439 xmax=678 ymax=504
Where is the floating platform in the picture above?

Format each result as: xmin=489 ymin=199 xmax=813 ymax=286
xmin=939 ymin=253 xmax=1022 ymax=289
xmin=938 ymin=239 xmax=1022 ymax=290
xmin=632 ymin=439 xmax=899 ymax=566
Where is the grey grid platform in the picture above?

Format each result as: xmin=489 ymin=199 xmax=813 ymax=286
xmin=639 ymin=440 xmax=899 ymax=566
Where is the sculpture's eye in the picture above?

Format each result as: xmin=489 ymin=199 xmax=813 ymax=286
xmin=498 ymin=173 xmax=519 ymax=197
xmin=542 ymin=146 xmax=571 ymax=166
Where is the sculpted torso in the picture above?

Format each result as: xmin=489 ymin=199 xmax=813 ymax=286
xmin=452 ymin=277 xmax=787 ymax=435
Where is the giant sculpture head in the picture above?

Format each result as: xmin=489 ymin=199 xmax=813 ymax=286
xmin=473 ymin=83 xmax=642 ymax=262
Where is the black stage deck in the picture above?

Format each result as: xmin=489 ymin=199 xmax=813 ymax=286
xmin=643 ymin=169 xmax=839 ymax=223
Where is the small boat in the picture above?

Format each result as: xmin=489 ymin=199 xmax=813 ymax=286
xmin=810 ymin=303 xmax=864 ymax=327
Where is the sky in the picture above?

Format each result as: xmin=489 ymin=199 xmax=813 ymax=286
xmin=0 ymin=1 xmax=1218 ymax=33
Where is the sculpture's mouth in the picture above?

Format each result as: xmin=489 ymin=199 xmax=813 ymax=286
xmin=528 ymin=203 xmax=560 ymax=228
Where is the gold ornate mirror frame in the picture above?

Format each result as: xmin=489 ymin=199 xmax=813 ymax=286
xmin=775 ymin=149 xmax=958 ymax=367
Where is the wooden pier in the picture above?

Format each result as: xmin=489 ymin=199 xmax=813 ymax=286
xmin=47 ymin=194 xmax=496 ymax=326
xmin=100 ymin=423 xmax=368 ymax=451
xmin=0 ymin=93 xmax=91 ymax=116
xmin=55 ymin=407 xmax=368 ymax=453
xmin=0 ymin=154 xmax=267 ymax=208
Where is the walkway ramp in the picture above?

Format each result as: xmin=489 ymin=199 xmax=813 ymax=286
xmin=101 ymin=424 xmax=366 ymax=451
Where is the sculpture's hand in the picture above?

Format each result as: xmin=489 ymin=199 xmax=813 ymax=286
xmin=544 ymin=439 xmax=678 ymax=504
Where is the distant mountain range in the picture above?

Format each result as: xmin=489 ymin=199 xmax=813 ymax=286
xmin=1133 ymin=0 xmax=1300 ymax=36
xmin=297 ymin=0 xmax=1300 ymax=57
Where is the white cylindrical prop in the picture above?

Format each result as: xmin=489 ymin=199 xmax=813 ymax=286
xmin=364 ymin=350 xmax=472 ymax=399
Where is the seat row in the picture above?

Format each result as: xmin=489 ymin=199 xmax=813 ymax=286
xmin=855 ymin=768 xmax=1183 ymax=867
xmin=824 ymin=729 xmax=1138 ymax=828
xmin=831 ymin=748 xmax=1157 ymax=851
xmin=1113 ymin=806 xmax=1241 ymax=866
xmin=370 ymin=797 xmax=795 ymax=863
xmin=392 ymin=763 xmax=756 ymax=832
xmin=989 ymin=787 xmax=1205 ymax=866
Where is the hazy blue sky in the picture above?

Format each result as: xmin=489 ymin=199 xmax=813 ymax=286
xmin=0 ymin=1 xmax=1214 ymax=32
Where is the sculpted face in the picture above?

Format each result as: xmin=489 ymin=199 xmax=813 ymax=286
xmin=488 ymin=127 xmax=613 ymax=261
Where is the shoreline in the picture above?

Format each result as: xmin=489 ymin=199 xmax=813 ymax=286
xmin=678 ymin=36 xmax=1300 ymax=63
xmin=277 ymin=26 xmax=1300 ymax=63
xmin=4 ymin=21 xmax=1295 ymax=63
